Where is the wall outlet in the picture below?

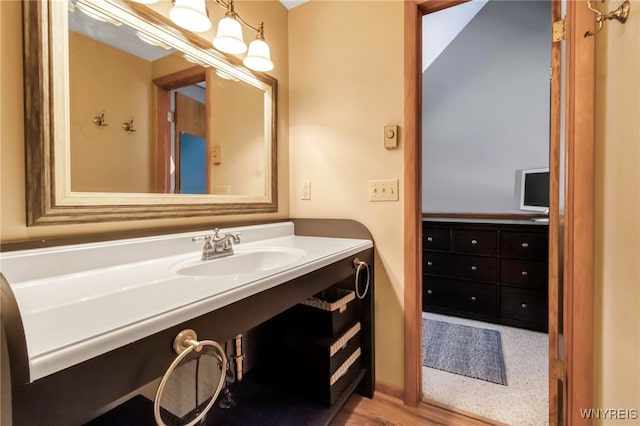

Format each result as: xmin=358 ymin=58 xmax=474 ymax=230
xmin=301 ymin=180 xmax=311 ymax=200
xmin=369 ymin=179 xmax=399 ymax=202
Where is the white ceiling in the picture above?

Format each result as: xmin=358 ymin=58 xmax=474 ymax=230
xmin=279 ymin=0 xmax=309 ymax=10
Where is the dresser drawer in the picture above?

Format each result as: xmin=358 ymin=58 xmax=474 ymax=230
xmin=423 ymin=226 xmax=450 ymax=251
xmin=501 ymin=231 xmax=548 ymax=260
xmin=499 ymin=287 xmax=547 ymax=328
xmin=500 ymin=259 xmax=548 ymax=288
xmin=424 ymin=252 xmax=497 ymax=282
xmin=424 ymin=277 xmax=497 ymax=317
xmin=422 ymin=278 xmax=448 ymax=310
xmin=452 ymin=229 xmax=497 ymax=255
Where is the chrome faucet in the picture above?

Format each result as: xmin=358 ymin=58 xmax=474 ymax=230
xmin=200 ymin=229 xmax=241 ymax=261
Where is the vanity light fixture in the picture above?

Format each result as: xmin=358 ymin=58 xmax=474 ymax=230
xmin=75 ymin=1 xmax=122 ymax=26
xmin=243 ymin=22 xmax=273 ymax=72
xmin=211 ymin=0 xmax=274 ymax=72
xmin=169 ymin=0 xmax=212 ymax=33
xmin=212 ymin=0 xmax=247 ymax=54
xmin=130 ymin=0 xmax=159 ymax=4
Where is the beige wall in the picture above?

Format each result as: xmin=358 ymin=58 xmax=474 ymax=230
xmin=0 ymin=0 xmax=289 ymax=243
xmin=211 ymin=74 xmax=266 ymax=196
xmin=69 ymin=32 xmax=153 ymax=193
xmin=288 ymin=1 xmax=405 ymax=388
xmin=594 ymin=5 xmax=640 ymax=422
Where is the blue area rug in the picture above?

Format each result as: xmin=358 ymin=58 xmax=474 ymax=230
xmin=423 ymin=319 xmax=507 ymax=386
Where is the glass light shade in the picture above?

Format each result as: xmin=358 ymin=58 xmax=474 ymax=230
xmin=131 ymin=0 xmax=159 ymax=3
xmin=243 ymin=39 xmax=273 ymax=72
xmin=169 ymin=0 xmax=211 ymax=33
xmin=213 ymin=17 xmax=247 ymax=54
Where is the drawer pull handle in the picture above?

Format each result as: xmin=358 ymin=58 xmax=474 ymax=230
xmin=427 ymin=289 xmax=433 ymax=295
xmin=521 ymin=303 xmax=528 ymax=309
xmin=522 ymin=242 xmax=529 ymax=248
xmin=471 ymin=266 xmax=477 ymax=271
xmin=427 ymin=236 xmax=433 ymax=242
xmin=427 ymin=261 xmax=433 ymax=266
xmin=471 ymin=239 xmax=478 ymax=245
xmin=522 ymin=271 xmax=529 ymax=276
xmin=471 ymin=296 xmax=477 ymax=301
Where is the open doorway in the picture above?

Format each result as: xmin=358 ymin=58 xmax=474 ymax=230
xmin=405 ymin=1 xmax=596 ymax=424
xmin=153 ymin=66 xmax=211 ymax=194
xmin=420 ymin=2 xmax=551 ymax=424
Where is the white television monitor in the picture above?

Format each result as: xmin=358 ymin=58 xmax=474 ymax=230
xmin=514 ymin=168 xmax=549 ymax=213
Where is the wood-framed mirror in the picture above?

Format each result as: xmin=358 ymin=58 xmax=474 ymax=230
xmin=23 ymin=0 xmax=277 ymax=226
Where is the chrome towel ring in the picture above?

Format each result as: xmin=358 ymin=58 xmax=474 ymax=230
xmin=154 ymin=329 xmax=227 ymax=426
xmin=353 ymin=258 xmax=370 ymax=300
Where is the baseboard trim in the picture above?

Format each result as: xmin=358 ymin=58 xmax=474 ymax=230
xmin=375 ymin=381 xmax=404 ymax=400
xmin=421 ymin=397 xmax=510 ymax=426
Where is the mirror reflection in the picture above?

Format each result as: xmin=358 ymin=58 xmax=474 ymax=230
xmin=68 ymin=4 xmax=266 ymax=196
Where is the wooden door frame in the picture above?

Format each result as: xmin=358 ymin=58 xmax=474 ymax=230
xmin=152 ymin=66 xmax=207 ymax=193
xmin=403 ymin=2 xmax=595 ymax=425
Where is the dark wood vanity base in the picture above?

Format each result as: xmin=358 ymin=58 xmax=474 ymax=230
xmin=422 ymin=219 xmax=549 ymax=332
xmin=2 ymin=219 xmax=374 ymax=426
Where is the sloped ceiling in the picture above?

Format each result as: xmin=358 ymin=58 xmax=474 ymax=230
xmin=422 ymin=0 xmax=488 ymax=71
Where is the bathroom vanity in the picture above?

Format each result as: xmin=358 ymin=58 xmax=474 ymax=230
xmin=1 ymin=220 xmax=375 ymax=425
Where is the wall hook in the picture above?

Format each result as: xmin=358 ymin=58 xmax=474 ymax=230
xmin=585 ymin=0 xmax=631 ymax=37
xmin=92 ymin=110 xmax=109 ymax=127
xmin=122 ymin=118 xmax=136 ymax=133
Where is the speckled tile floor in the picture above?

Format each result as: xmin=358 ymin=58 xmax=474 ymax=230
xmin=422 ymin=312 xmax=548 ymax=426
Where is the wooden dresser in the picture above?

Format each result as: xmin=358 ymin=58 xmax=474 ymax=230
xmin=422 ymin=219 xmax=548 ymax=332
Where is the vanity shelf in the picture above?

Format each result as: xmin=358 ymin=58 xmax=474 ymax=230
xmin=87 ymin=369 xmax=366 ymax=426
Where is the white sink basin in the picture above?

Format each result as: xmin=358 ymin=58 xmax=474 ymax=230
xmin=172 ymin=247 xmax=307 ymax=277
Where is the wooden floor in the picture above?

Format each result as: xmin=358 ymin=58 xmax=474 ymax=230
xmin=333 ymin=392 xmax=502 ymax=426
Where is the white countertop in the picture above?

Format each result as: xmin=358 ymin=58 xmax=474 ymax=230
xmin=0 ymin=222 xmax=372 ymax=382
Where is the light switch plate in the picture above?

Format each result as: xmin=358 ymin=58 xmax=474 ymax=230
xmin=212 ymin=145 xmax=222 ymax=165
xmin=301 ymin=180 xmax=311 ymax=200
xmin=369 ymin=179 xmax=399 ymax=202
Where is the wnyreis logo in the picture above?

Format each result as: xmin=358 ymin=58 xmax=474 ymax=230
xmin=580 ymin=409 xmax=639 ymax=420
